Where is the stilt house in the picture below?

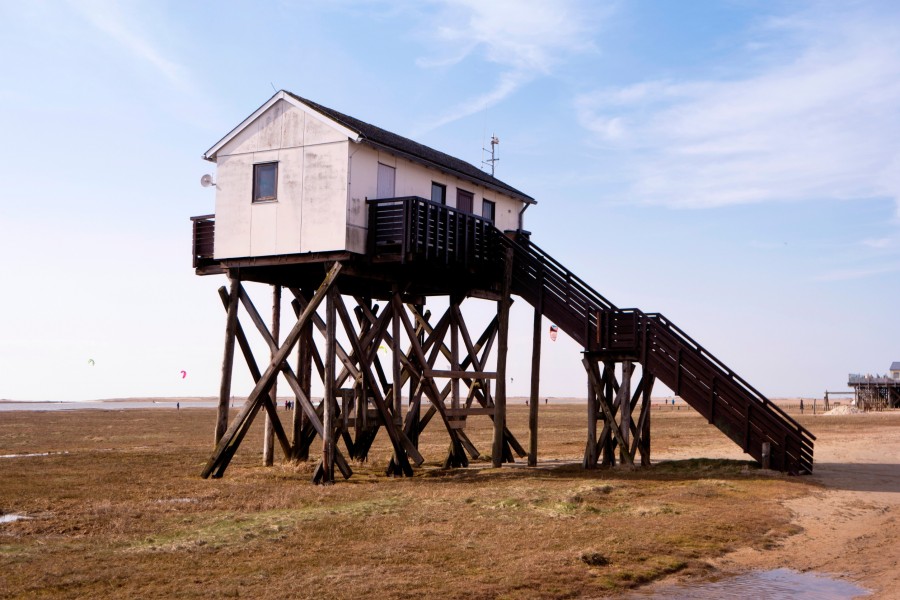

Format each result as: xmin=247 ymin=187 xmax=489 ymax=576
xmin=192 ymin=91 xmax=814 ymax=483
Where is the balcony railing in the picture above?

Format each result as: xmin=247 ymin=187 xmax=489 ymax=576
xmin=191 ymin=214 xmax=215 ymax=268
xmin=367 ymin=196 xmax=500 ymax=268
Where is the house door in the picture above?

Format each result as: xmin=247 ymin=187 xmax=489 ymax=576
xmin=457 ymin=188 xmax=473 ymax=213
xmin=377 ymin=163 xmax=396 ymax=199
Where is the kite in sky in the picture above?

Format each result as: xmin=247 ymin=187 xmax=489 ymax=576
xmin=549 ymin=325 xmax=558 ymax=342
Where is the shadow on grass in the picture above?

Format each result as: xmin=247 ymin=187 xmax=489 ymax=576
xmin=412 ymin=457 xmax=809 ymax=486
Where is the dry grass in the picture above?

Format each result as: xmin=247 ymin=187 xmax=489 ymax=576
xmin=0 ymin=404 xmax=819 ymax=599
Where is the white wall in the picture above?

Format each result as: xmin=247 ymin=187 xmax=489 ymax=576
xmin=213 ymin=99 xmax=349 ymax=259
xmin=347 ymin=145 xmax=526 ymax=236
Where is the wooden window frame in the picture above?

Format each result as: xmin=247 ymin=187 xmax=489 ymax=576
xmin=431 ymin=182 xmax=447 ymax=205
xmin=456 ymin=188 xmax=474 ymax=214
xmin=481 ymin=199 xmax=496 ymax=223
xmin=253 ymin=162 xmax=278 ymax=203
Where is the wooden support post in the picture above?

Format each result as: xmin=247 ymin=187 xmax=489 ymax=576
xmin=391 ymin=286 xmax=403 ymax=425
xmin=293 ymin=289 xmax=313 ymax=461
xmin=639 ymin=373 xmax=654 ymax=466
xmin=216 ymin=286 xmax=291 ymax=459
xmin=263 ymin=285 xmax=280 ymax=466
xmin=492 ymin=246 xmax=514 ymax=468
xmin=201 ymin=263 xmax=342 ymax=480
xmin=528 ymin=269 xmax=543 ymax=467
xmin=584 ymin=359 xmax=598 ymax=469
xmin=601 ymin=360 xmax=616 ymax=466
xmin=583 ymin=358 xmax=634 ymax=468
xmin=619 ymin=361 xmax=633 ymax=465
xmin=321 ymin=287 xmax=337 ymax=485
xmin=216 ymin=274 xmax=240 ymax=445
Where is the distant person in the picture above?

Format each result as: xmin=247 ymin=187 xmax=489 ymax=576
xmin=176 ymin=402 xmax=180 ymax=410
xmin=800 ymin=399 xmax=804 ymax=414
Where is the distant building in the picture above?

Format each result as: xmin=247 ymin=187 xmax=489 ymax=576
xmin=848 ymin=363 xmax=900 ymax=410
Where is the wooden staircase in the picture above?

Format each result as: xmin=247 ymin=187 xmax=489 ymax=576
xmin=500 ymin=234 xmax=814 ymax=475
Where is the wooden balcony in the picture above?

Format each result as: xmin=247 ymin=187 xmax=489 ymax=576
xmin=191 ymin=214 xmax=215 ymax=268
xmin=367 ymin=196 xmax=500 ymax=269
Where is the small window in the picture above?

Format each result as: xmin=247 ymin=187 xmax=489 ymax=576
xmin=431 ymin=182 xmax=446 ymax=205
xmin=253 ymin=162 xmax=278 ymax=202
xmin=482 ymin=199 xmax=495 ymax=223
xmin=456 ymin=188 xmax=474 ymax=213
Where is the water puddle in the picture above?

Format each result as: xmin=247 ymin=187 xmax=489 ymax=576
xmin=627 ymin=568 xmax=870 ymax=599
xmin=0 ymin=514 xmax=33 ymax=524
xmin=0 ymin=451 xmax=69 ymax=459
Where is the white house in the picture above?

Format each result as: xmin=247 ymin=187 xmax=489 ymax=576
xmin=202 ymin=91 xmax=536 ymax=260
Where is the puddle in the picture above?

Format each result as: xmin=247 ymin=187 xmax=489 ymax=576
xmin=0 ymin=451 xmax=69 ymax=459
xmin=626 ymin=568 xmax=870 ymax=599
xmin=0 ymin=514 xmax=33 ymax=524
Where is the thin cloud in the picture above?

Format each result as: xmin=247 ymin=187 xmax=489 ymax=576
xmin=575 ymin=5 xmax=900 ymax=214
xmin=416 ymin=0 xmax=604 ymax=133
xmin=813 ymin=262 xmax=900 ymax=282
xmin=66 ymin=0 xmax=191 ymax=90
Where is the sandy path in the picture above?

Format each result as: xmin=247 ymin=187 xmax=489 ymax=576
xmin=700 ymin=413 xmax=900 ymax=598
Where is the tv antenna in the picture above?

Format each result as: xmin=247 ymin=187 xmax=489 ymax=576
xmin=482 ymin=134 xmax=499 ymax=176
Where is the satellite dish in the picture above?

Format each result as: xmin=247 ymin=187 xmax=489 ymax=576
xmin=200 ymin=174 xmax=216 ymax=188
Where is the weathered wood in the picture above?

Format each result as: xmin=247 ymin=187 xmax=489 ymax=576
xmin=391 ymin=287 xmax=403 ymax=426
xmin=321 ymin=287 xmax=337 ymax=485
xmin=584 ymin=366 xmax=598 ymax=469
xmin=528 ymin=268 xmax=543 ymax=467
xmin=216 ymin=286 xmax=291 ymax=459
xmin=263 ymin=285 xmax=280 ymax=467
xmin=492 ymin=246 xmax=514 ymax=467
xmin=619 ymin=361 xmax=633 ymax=465
xmin=292 ymin=289 xmax=313 ymax=461
xmin=201 ymin=262 xmax=342 ymax=479
xmin=583 ymin=358 xmax=634 ymax=467
xmin=216 ymin=275 xmax=240 ymax=445
xmin=333 ymin=293 xmax=420 ymax=473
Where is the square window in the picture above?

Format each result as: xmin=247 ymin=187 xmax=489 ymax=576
xmin=253 ymin=162 xmax=278 ymax=202
xmin=431 ymin=182 xmax=446 ymax=205
xmin=482 ymin=199 xmax=496 ymax=222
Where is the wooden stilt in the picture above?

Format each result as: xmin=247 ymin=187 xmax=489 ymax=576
xmin=216 ymin=274 xmax=240 ymax=445
xmin=216 ymin=287 xmax=291 ymax=459
xmin=201 ymin=263 xmax=342 ymax=479
xmin=492 ymin=246 xmax=514 ymax=468
xmin=293 ymin=289 xmax=313 ymax=461
xmin=619 ymin=361 xmax=633 ymax=466
xmin=320 ymin=287 xmax=337 ymax=485
xmin=528 ymin=269 xmax=543 ymax=467
xmin=263 ymin=285 xmax=280 ymax=466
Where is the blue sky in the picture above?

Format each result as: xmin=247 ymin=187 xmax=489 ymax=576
xmin=1 ymin=0 xmax=898 ymax=401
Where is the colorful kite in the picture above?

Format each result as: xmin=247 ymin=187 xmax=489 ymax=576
xmin=549 ymin=324 xmax=558 ymax=342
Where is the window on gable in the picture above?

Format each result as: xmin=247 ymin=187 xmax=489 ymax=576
xmin=482 ymin=199 xmax=495 ymax=223
xmin=253 ymin=162 xmax=278 ymax=202
xmin=431 ymin=182 xmax=447 ymax=205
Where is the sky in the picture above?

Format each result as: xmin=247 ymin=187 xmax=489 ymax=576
xmin=1 ymin=0 xmax=898 ymax=402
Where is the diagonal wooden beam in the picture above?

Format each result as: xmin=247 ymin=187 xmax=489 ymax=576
xmin=201 ymin=263 xmax=342 ymax=479
xmin=334 ymin=294 xmax=423 ymax=470
xmin=217 ymin=287 xmax=291 ymax=460
xmin=583 ymin=358 xmax=634 ymax=467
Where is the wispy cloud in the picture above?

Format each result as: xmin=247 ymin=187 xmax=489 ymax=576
xmin=415 ymin=0 xmax=604 ymax=133
xmin=575 ymin=5 xmax=900 ymax=214
xmin=66 ymin=0 xmax=191 ymax=90
xmin=813 ymin=262 xmax=900 ymax=282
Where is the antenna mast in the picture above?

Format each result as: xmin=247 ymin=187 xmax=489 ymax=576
xmin=482 ymin=134 xmax=499 ymax=176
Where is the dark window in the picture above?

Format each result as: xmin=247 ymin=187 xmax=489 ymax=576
xmin=456 ymin=188 xmax=474 ymax=213
xmin=482 ymin=199 xmax=495 ymax=222
xmin=431 ymin=182 xmax=446 ymax=205
xmin=253 ymin=162 xmax=278 ymax=202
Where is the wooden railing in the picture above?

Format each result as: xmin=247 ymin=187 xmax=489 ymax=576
xmin=191 ymin=214 xmax=215 ymax=268
xmin=367 ymin=197 xmax=499 ymax=268
xmin=496 ymin=233 xmax=815 ymax=475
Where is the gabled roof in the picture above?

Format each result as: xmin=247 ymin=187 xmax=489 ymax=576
xmin=891 ymin=362 xmax=900 ymax=371
xmin=204 ymin=90 xmax=535 ymax=205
